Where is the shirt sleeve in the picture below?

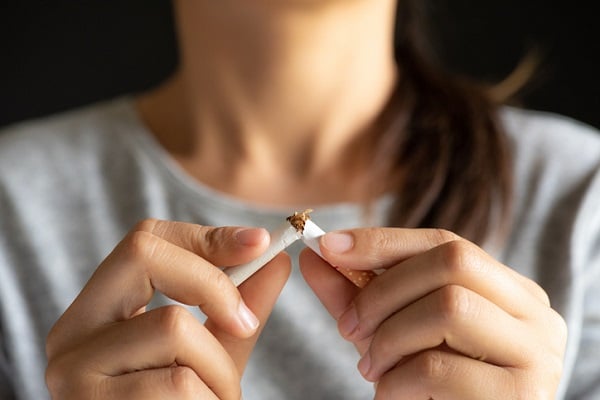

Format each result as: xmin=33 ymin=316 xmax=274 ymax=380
xmin=564 ymin=168 xmax=600 ymax=399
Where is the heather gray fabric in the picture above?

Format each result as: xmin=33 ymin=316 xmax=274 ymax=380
xmin=0 ymin=97 xmax=599 ymax=399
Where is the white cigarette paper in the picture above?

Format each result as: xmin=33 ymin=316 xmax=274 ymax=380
xmin=225 ymin=224 xmax=302 ymax=286
xmin=301 ymin=219 xmax=326 ymax=256
xmin=225 ymin=210 xmax=377 ymax=288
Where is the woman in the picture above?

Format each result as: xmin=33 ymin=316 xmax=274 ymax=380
xmin=1 ymin=0 xmax=599 ymax=399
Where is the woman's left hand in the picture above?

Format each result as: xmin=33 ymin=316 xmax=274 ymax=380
xmin=299 ymin=228 xmax=567 ymax=399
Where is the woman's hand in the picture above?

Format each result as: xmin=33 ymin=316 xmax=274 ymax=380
xmin=300 ymin=228 xmax=567 ymax=399
xmin=46 ymin=219 xmax=291 ymax=400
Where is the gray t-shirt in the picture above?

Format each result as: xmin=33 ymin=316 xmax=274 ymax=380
xmin=0 ymin=97 xmax=599 ymax=399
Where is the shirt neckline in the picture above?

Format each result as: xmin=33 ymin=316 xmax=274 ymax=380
xmin=116 ymin=96 xmax=393 ymax=226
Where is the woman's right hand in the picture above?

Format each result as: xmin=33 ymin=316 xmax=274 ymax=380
xmin=45 ymin=219 xmax=291 ymax=400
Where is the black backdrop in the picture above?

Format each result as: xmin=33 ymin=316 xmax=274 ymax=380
xmin=1 ymin=1 xmax=598 ymax=129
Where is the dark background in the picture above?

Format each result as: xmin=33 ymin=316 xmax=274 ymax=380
xmin=1 ymin=1 xmax=598 ymax=129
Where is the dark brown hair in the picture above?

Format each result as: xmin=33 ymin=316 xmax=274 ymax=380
xmin=373 ymin=1 xmax=514 ymax=244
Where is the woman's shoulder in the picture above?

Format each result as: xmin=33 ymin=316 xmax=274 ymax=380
xmin=500 ymin=107 xmax=600 ymax=205
xmin=0 ymin=96 xmax=137 ymax=161
xmin=499 ymin=107 xmax=600 ymax=267
xmin=496 ymin=109 xmax=600 ymax=310
xmin=0 ymin=96 xmax=144 ymax=205
xmin=500 ymin=106 xmax=600 ymax=168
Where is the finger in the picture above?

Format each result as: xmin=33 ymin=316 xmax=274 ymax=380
xmin=49 ymin=305 xmax=241 ymax=400
xmin=319 ymin=228 xmax=549 ymax=305
xmin=375 ymin=349 xmax=517 ymax=400
xmin=207 ymin=252 xmax=292 ymax=374
xmin=90 ymin=231 xmax=256 ymax=331
xmin=134 ymin=219 xmax=270 ymax=266
xmin=49 ymin=223 xmax=267 ymax=356
xmin=47 ymin=365 xmax=221 ymax=400
xmin=337 ymin=240 xmax=548 ymax=342
xmin=319 ymin=227 xmax=460 ymax=269
xmin=299 ymin=249 xmax=371 ymax=354
xmin=360 ymin=285 xmax=533 ymax=382
xmin=299 ymin=248 xmax=359 ymax=320
xmin=105 ymin=367 xmax=220 ymax=400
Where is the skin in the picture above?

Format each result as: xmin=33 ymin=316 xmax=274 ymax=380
xmin=46 ymin=0 xmax=567 ymax=398
xmin=47 ymin=220 xmax=291 ymax=399
xmin=136 ymin=0 xmax=398 ymax=206
xmin=300 ymin=229 xmax=567 ymax=399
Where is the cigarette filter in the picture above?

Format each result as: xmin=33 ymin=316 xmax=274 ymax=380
xmin=301 ymin=219 xmax=376 ymax=288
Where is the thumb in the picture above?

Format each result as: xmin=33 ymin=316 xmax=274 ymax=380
xmin=205 ymin=253 xmax=291 ymax=374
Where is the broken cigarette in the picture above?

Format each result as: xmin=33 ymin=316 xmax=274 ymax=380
xmin=288 ymin=210 xmax=376 ymax=288
xmin=225 ymin=209 xmax=376 ymax=288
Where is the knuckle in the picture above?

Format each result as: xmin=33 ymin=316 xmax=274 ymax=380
xmin=155 ymin=305 xmax=194 ymax=341
xmin=546 ymin=354 xmax=565 ymax=385
xmin=169 ymin=366 xmax=202 ymax=397
xmin=537 ymin=286 xmax=552 ymax=307
xmin=519 ymin=276 xmax=551 ymax=307
xmin=415 ymin=350 xmax=453 ymax=385
xmin=430 ymin=228 xmax=461 ymax=245
xmin=528 ymin=282 xmax=551 ymax=307
xmin=45 ymin=358 xmax=64 ymax=396
xmin=556 ymin=316 xmax=569 ymax=349
xmin=373 ymin=378 xmax=394 ymax=400
xmin=439 ymin=239 xmax=475 ymax=275
xmin=436 ymin=284 xmax=474 ymax=322
xmin=368 ymin=330 xmax=395 ymax=364
xmin=548 ymin=309 xmax=568 ymax=349
xmin=123 ymin=230 xmax=161 ymax=263
xmin=46 ymin=353 xmax=81 ymax=399
xmin=132 ymin=218 xmax=161 ymax=234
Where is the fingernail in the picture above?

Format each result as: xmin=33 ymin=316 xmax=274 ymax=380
xmin=338 ymin=305 xmax=359 ymax=338
xmin=238 ymin=301 xmax=260 ymax=332
xmin=322 ymin=232 xmax=354 ymax=254
xmin=358 ymin=351 xmax=371 ymax=378
xmin=235 ymin=228 xmax=267 ymax=246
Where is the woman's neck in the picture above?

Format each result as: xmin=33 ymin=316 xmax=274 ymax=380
xmin=136 ymin=0 xmax=398 ymax=206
